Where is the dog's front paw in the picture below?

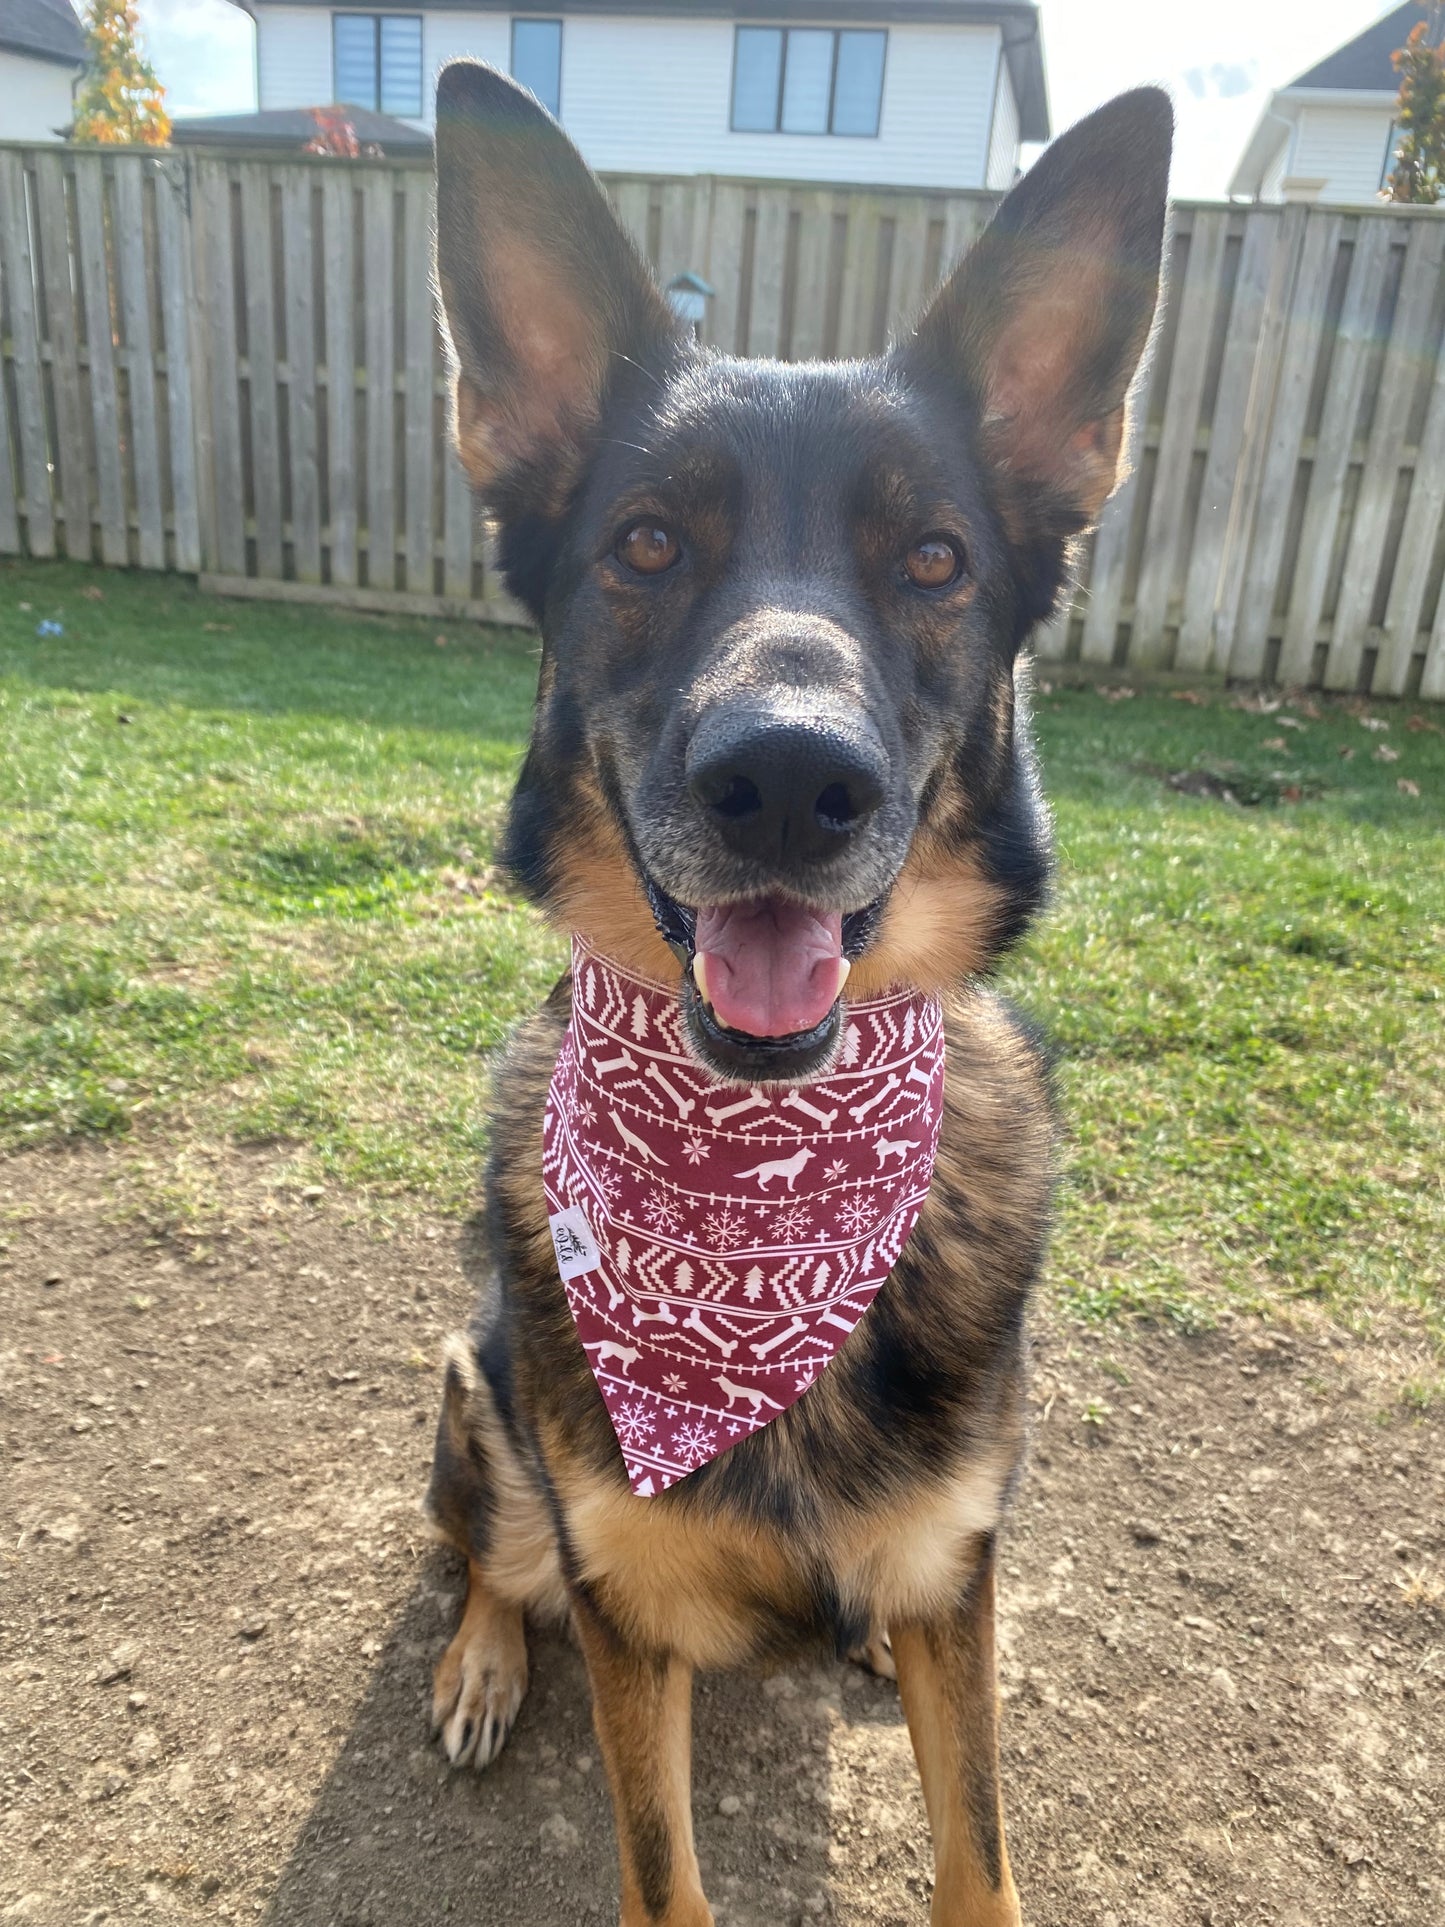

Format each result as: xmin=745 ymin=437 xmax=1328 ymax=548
xmin=431 ymin=1594 xmax=528 ymax=1770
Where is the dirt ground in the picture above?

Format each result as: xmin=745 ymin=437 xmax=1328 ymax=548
xmin=1 ymin=1149 xmax=1441 ymax=1927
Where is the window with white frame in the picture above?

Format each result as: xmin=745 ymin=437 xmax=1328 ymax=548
xmin=731 ymin=26 xmax=886 ymax=137
xmin=333 ymin=13 xmax=423 ymax=118
xmin=512 ymin=17 xmax=562 ymax=117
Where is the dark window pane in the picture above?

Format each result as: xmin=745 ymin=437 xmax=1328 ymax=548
xmin=732 ymin=26 xmax=782 ymax=132
xmin=780 ymin=28 xmax=832 ymax=134
xmin=832 ymin=30 xmax=884 ymax=136
xmin=379 ymin=15 xmax=422 ymax=117
xmin=334 ymin=14 xmax=378 ymax=110
xmin=512 ymin=18 xmax=562 ymax=117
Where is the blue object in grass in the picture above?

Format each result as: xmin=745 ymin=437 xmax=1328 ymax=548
xmin=36 ymin=619 xmax=64 ymax=636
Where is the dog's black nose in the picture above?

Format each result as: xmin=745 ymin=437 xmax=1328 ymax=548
xmin=686 ymin=699 xmax=887 ymax=865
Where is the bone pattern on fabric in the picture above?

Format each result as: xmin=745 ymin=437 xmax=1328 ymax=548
xmin=544 ymin=937 xmax=945 ymax=1495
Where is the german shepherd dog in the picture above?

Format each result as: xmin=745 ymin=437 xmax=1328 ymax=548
xmin=424 ymin=62 xmax=1171 ymax=1925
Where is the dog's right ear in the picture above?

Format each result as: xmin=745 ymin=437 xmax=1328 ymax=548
xmin=434 ymin=61 xmax=678 ymax=514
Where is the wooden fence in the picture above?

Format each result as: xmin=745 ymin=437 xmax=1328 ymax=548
xmin=3 ymin=141 xmax=1445 ymax=696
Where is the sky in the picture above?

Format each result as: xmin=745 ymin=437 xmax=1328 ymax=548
xmin=136 ymin=0 xmax=1404 ymax=199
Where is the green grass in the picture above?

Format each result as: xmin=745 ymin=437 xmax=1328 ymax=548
xmin=3 ymin=559 xmax=1443 ymax=1343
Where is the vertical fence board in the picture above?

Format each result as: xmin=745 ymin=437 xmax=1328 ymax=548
xmin=192 ymin=158 xmax=245 ymax=576
xmin=32 ymin=151 xmax=91 ymax=560
xmin=320 ymin=168 xmax=357 ymax=587
xmin=362 ymin=170 xmax=396 ymax=592
xmin=154 ymin=155 xmax=203 ymax=573
xmin=72 ymin=153 xmax=127 ymax=566
xmin=1130 ymin=209 xmax=1229 ymax=661
xmin=238 ymin=163 xmax=283 ymax=580
xmin=0 ymin=151 xmax=56 ymax=556
xmin=835 ymin=198 xmax=883 ymax=358
xmin=402 ymin=170 xmax=435 ymax=595
xmin=704 ymin=182 xmax=747 ymax=352
xmin=1226 ymin=212 xmax=1341 ymax=680
xmin=789 ymin=191 xmax=832 ymax=361
xmin=1278 ymin=218 xmax=1394 ymax=686
xmin=0 ymin=316 xmax=17 ymax=551
xmin=442 ymin=442 xmax=474 ymax=603
xmin=1175 ymin=210 xmax=1277 ymax=672
xmin=1330 ymin=219 xmax=1445 ymax=691
xmin=113 ymin=159 xmax=166 ymax=568
xmin=747 ymin=190 xmax=789 ymax=358
xmin=885 ymin=197 xmax=932 ymax=338
xmin=280 ymin=169 xmax=321 ymax=583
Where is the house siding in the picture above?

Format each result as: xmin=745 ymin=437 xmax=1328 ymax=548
xmin=1289 ymin=103 xmax=1395 ymax=203
xmin=985 ymin=43 xmax=1016 ymax=188
xmin=251 ymin=7 xmax=1009 ymax=187
xmin=1258 ymin=131 xmax=1288 ymax=203
xmin=0 ymin=49 xmax=77 ymax=141
xmin=256 ymin=4 xmax=335 ymax=111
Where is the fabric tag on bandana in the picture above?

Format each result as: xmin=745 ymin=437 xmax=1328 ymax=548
xmin=543 ymin=936 xmax=945 ymax=1496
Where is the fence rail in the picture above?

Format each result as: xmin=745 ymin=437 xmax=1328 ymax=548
xmin=3 ymin=141 xmax=1445 ymax=696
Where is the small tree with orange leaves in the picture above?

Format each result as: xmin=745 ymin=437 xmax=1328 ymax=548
xmin=71 ymin=0 xmax=170 ymax=148
xmin=1384 ymin=6 xmax=1445 ymax=203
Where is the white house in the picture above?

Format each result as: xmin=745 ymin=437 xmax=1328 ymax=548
xmin=1230 ymin=1 xmax=1440 ymax=206
xmin=0 ymin=0 xmax=84 ymax=142
xmin=226 ymin=0 xmax=1048 ymax=190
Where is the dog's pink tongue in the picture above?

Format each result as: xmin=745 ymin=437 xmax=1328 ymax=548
xmin=694 ymin=899 xmax=845 ymax=1038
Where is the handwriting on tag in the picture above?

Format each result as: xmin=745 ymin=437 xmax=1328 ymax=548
xmin=549 ymin=1205 xmax=601 ymax=1281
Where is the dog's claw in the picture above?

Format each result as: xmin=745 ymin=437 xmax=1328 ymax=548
xmin=432 ymin=1590 xmax=529 ymax=1773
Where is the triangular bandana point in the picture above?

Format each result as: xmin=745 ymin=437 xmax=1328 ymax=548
xmin=545 ymin=937 xmax=944 ymax=1495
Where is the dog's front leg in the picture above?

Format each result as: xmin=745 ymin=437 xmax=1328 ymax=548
xmin=891 ymin=1536 xmax=1021 ymax=1926
xmin=573 ymin=1598 xmax=713 ymax=1927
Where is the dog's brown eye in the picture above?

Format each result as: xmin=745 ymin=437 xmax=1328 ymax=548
xmin=904 ymin=537 xmax=964 ymax=590
xmin=616 ymin=521 xmax=680 ymax=576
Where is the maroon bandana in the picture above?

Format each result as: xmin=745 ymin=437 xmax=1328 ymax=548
xmin=544 ymin=937 xmax=945 ymax=1495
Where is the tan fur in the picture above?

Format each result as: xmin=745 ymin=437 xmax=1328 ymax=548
xmin=893 ymin=1544 xmax=1020 ymax=1925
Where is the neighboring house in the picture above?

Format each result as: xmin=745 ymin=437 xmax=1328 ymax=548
xmin=0 ymin=0 xmax=85 ymax=142
xmin=1230 ymin=1 xmax=1442 ymax=206
xmin=226 ymin=0 xmax=1047 ymax=190
xmin=170 ymin=104 xmax=432 ymax=151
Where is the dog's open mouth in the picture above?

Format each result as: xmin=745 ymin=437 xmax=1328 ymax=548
xmin=644 ymin=878 xmax=883 ymax=1082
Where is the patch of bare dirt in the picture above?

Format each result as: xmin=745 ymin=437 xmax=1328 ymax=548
xmin=0 ymin=1150 xmax=1440 ymax=1927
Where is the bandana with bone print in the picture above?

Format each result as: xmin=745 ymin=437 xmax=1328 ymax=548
xmin=544 ymin=937 xmax=945 ymax=1495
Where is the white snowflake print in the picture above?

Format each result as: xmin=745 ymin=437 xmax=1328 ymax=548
xmin=642 ymin=1191 xmax=683 ymax=1234
xmin=835 ymin=1194 xmax=879 ymax=1237
xmin=591 ymin=1163 xmax=622 ymax=1204
xmin=682 ymin=1133 xmax=710 ymax=1166
xmin=823 ymin=1158 xmax=849 ymax=1184
xmin=702 ymin=1203 xmax=748 ymax=1251
xmin=769 ymin=1203 xmax=813 ymax=1244
xmin=662 ymin=1373 xmax=688 ymax=1395
xmin=570 ymin=1093 xmax=597 ymax=1130
xmin=671 ymin=1418 xmax=718 ymax=1468
xmin=613 ymin=1402 xmax=655 ymax=1449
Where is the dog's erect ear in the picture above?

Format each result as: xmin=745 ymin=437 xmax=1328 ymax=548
xmin=434 ymin=61 xmax=678 ymax=508
xmin=898 ymin=87 xmax=1172 ymax=532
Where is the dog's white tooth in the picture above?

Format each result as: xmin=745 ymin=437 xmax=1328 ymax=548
xmin=693 ymin=952 xmax=713 ymax=1007
xmin=835 ymin=958 xmax=851 ymax=996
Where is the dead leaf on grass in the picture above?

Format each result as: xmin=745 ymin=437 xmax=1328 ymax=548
xmin=1405 ymin=713 xmax=1441 ymax=735
xmin=1397 ymin=778 xmax=1421 ymax=798
xmin=1262 ymin=736 xmax=1286 ymax=750
xmin=1374 ymin=745 xmax=1400 ymax=763
xmin=1170 ymin=688 xmax=1207 ymax=705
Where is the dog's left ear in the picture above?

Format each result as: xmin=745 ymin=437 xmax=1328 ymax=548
xmin=897 ymin=87 xmax=1172 ymax=532
xmin=433 ymin=60 xmax=678 ymax=512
